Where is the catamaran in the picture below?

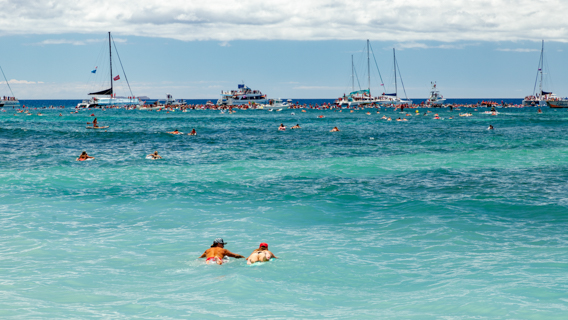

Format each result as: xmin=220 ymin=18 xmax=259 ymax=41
xmin=217 ymin=84 xmax=268 ymax=106
xmin=335 ymin=41 xmax=375 ymax=108
xmin=0 ymin=65 xmax=20 ymax=108
xmin=77 ymin=32 xmax=142 ymax=108
xmin=523 ymin=40 xmax=556 ymax=107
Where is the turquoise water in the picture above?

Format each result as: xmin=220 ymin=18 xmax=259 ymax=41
xmin=1 ymin=102 xmax=568 ymax=318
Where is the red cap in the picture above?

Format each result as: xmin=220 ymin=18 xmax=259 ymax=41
xmin=259 ymin=243 xmax=268 ymax=248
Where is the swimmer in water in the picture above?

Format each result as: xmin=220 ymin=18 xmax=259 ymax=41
xmin=188 ymin=128 xmax=197 ymax=136
xmin=76 ymin=151 xmax=94 ymax=161
xmin=199 ymin=238 xmax=245 ymax=265
xmin=246 ymin=243 xmax=278 ymax=265
xmin=148 ymin=151 xmax=162 ymax=159
xmin=488 ymin=125 xmax=494 ymax=130
xmin=167 ymin=129 xmax=181 ymax=134
xmin=330 ymin=126 xmax=340 ymax=132
xmin=291 ymin=124 xmax=301 ymax=129
xmin=278 ymin=123 xmax=286 ymax=131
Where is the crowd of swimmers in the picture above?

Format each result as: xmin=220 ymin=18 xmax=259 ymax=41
xmin=199 ymin=238 xmax=278 ymax=265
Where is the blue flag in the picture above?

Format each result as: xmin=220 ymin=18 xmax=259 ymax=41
xmin=91 ymin=67 xmax=97 ymax=74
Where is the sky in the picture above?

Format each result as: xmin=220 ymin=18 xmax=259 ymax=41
xmin=1 ymin=0 xmax=568 ymax=100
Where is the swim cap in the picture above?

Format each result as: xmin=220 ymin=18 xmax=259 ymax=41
xmin=213 ymin=238 xmax=227 ymax=245
xmin=259 ymin=243 xmax=268 ymax=248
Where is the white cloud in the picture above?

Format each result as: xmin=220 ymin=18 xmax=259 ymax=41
xmin=293 ymin=86 xmax=343 ymax=90
xmin=496 ymin=48 xmax=540 ymax=52
xmin=30 ymin=38 xmax=127 ymax=46
xmin=0 ymin=79 xmax=44 ymax=84
xmin=0 ymin=0 xmax=567 ymax=42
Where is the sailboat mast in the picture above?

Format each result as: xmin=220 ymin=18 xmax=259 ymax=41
xmin=109 ymin=32 xmax=113 ymax=97
xmin=539 ymin=40 xmax=544 ymax=96
xmin=367 ymin=39 xmax=370 ymax=94
xmin=352 ymin=55 xmax=354 ymax=92
xmin=393 ymin=48 xmax=397 ymax=98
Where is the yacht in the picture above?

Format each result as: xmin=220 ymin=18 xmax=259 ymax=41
xmin=425 ymin=82 xmax=446 ymax=106
xmin=217 ymin=84 xmax=268 ymax=106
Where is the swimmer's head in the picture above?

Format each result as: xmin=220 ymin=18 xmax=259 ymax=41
xmin=154 ymin=151 xmax=158 ymax=155
xmin=81 ymin=151 xmax=87 ymax=155
xmin=212 ymin=238 xmax=227 ymax=247
xmin=259 ymin=242 xmax=268 ymax=249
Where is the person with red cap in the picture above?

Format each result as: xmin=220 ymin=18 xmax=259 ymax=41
xmin=246 ymin=242 xmax=278 ymax=265
xmin=199 ymin=238 xmax=245 ymax=265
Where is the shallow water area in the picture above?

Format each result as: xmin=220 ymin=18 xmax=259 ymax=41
xmin=1 ymin=100 xmax=568 ymax=318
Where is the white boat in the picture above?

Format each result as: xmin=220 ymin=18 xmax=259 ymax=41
xmin=0 ymin=97 xmax=20 ymax=108
xmin=375 ymin=48 xmax=412 ymax=106
xmin=77 ymin=32 xmax=142 ymax=109
xmin=523 ymin=40 xmax=555 ymax=107
xmin=0 ymin=65 xmax=20 ymax=108
xmin=335 ymin=41 xmax=376 ymax=108
xmin=425 ymin=82 xmax=446 ymax=106
xmin=217 ymin=84 xmax=268 ymax=106
xmin=257 ymin=98 xmax=291 ymax=110
xmin=336 ymin=90 xmax=375 ymax=107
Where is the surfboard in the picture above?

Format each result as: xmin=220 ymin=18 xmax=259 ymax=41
xmin=86 ymin=126 xmax=109 ymax=129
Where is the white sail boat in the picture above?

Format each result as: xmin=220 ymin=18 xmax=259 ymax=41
xmin=375 ymin=48 xmax=412 ymax=106
xmin=335 ymin=40 xmax=377 ymax=108
xmin=0 ymin=65 xmax=20 ymax=108
xmin=523 ymin=40 xmax=555 ymax=107
xmin=77 ymin=32 xmax=142 ymax=108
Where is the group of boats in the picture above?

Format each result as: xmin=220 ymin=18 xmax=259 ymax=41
xmin=1 ymin=35 xmax=567 ymax=110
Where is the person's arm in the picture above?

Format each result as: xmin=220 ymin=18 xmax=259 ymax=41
xmin=224 ymin=250 xmax=245 ymax=259
xmin=268 ymin=251 xmax=278 ymax=259
xmin=199 ymin=250 xmax=208 ymax=259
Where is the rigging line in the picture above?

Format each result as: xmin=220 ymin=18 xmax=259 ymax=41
xmin=354 ymin=65 xmax=362 ymax=91
xmin=395 ymin=58 xmax=409 ymax=100
xmin=111 ymin=34 xmax=134 ymax=97
xmin=368 ymin=42 xmax=386 ymax=92
xmin=0 ymin=65 xmax=16 ymax=97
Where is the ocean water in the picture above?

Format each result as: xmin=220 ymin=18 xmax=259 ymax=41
xmin=1 ymin=100 xmax=568 ymax=319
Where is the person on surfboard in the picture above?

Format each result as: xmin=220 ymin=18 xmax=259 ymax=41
xmin=246 ymin=242 xmax=278 ymax=265
xmin=148 ymin=151 xmax=162 ymax=159
xmin=199 ymin=238 xmax=245 ymax=265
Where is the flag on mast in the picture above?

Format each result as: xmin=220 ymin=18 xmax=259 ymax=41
xmin=113 ymin=75 xmax=120 ymax=81
xmin=91 ymin=67 xmax=97 ymax=73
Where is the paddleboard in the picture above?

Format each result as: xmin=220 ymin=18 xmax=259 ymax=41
xmin=86 ymin=126 xmax=109 ymax=129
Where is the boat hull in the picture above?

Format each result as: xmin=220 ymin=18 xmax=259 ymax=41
xmin=546 ymin=100 xmax=568 ymax=108
xmin=0 ymin=100 xmax=20 ymax=108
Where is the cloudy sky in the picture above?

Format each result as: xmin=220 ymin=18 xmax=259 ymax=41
xmin=1 ymin=0 xmax=568 ymax=99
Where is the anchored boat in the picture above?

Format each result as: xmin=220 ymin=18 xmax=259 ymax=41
xmin=217 ymin=84 xmax=268 ymax=106
xmin=0 ymin=65 xmax=20 ymax=108
xmin=77 ymin=32 xmax=142 ymax=108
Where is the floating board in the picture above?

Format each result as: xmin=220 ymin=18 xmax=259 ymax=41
xmin=77 ymin=158 xmax=94 ymax=161
xmin=86 ymin=126 xmax=109 ymax=129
